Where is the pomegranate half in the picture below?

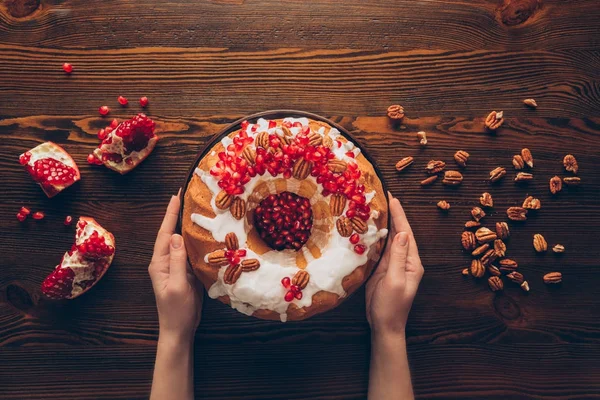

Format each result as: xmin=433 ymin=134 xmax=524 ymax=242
xmin=41 ymin=217 xmax=115 ymax=300
xmin=19 ymin=142 xmax=81 ymax=198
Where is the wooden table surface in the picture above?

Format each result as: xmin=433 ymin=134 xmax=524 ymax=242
xmin=1 ymin=0 xmax=600 ymax=398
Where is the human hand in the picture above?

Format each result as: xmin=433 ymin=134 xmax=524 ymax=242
xmin=366 ymin=193 xmax=424 ymax=337
xmin=149 ymin=192 xmax=203 ymax=342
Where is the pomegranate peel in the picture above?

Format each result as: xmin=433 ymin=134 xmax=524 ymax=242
xmin=19 ymin=142 xmax=81 ymax=198
xmin=41 ymin=217 xmax=115 ymax=300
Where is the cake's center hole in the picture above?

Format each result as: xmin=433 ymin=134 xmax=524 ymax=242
xmin=253 ymin=191 xmax=313 ymax=251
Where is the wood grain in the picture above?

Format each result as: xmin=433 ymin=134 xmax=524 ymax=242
xmin=1 ymin=0 xmax=600 ymax=398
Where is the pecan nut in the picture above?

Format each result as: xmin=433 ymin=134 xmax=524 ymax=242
xmin=225 ymin=232 xmax=239 ymax=250
xmin=496 ymin=222 xmax=510 ymax=240
xmin=437 ymin=200 xmax=450 ymax=211
xmin=470 ymin=259 xmax=485 ymax=278
xmin=552 ymin=244 xmax=565 ymax=253
xmin=489 ymin=167 xmax=506 ymax=183
xmin=323 ymin=135 xmax=334 ymax=149
xmin=523 ymin=98 xmax=538 ymax=108
xmin=328 ymin=159 xmax=347 ymax=173
xmin=387 ymin=104 xmax=405 ymax=120
xmin=543 ymin=272 xmax=562 ymax=284
xmin=563 ymin=154 xmax=578 ymax=174
xmin=308 ymin=132 xmax=323 ymax=147
xmin=563 ymin=177 xmax=581 ymax=186
xmin=292 ymin=270 xmax=310 ymax=290
xmin=281 ymin=125 xmax=293 ymax=137
xmin=507 ymin=271 xmax=524 ymax=284
xmin=462 ymin=268 xmax=470 ymax=276
xmin=488 ymin=276 xmax=504 ymax=292
xmin=420 ymin=175 xmax=438 ymax=186
xmin=442 ymin=170 xmax=463 ymax=186
xmin=494 ymin=239 xmax=506 ymax=257
xmin=336 ymin=217 xmax=353 ymax=237
xmin=223 ymin=263 xmax=243 ymax=285
xmin=330 ymin=194 xmax=346 ymax=216
xmin=521 ymin=148 xmax=533 ymax=168
xmin=521 ymin=281 xmax=530 ymax=292
xmin=533 ymin=233 xmax=547 ymax=252
xmin=480 ymin=192 xmax=494 ymax=208
xmin=426 ymin=160 xmax=446 ymax=175
xmin=481 ymin=249 xmax=498 ymax=266
xmin=514 ymin=172 xmax=533 ymax=182
xmin=465 ymin=221 xmax=482 ymax=230
xmin=241 ymin=258 xmax=260 ymax=272
xmin=208 ymin=250 xmax=229 ymax=267
xmin=549 ymin=176 xmax=562 ymax=194
xmin=230 ymin=197 xmax=246 ymax=220
xmin=256 ymin=131 xmax=270 ymax=148
xmin=454 ymin=150 xmax=469 ymax=167
xmin=522 ymin=196 xmax=541 ymax=210
xmin=216 ymin=190 xmax=233 ymax=210
xmin=417 ymin=131 xmax=427 ymax=147
xmin=278 ymin=133 xmax=292 ymax=146
xmin=292 ymin=158 xmax=313 ymax=180
xmin=395 ymin=156 xmax=414 ymax=172
xmin=499 ymin=259 xmax=518 ymax=272
xmin=512 ymin=154 xmax=525 ymax=170
xmin=461 ymin=231 xmax=477 ymax=251
xmin=241 ymin=146 xmax=257 ymax=164
xmin=485 ymin=111 xmax=504 ymax=130
xmin=472 ymin=243 xmax=490 ymax=257
xmin=507 ymin=206 xmax=528 ymax=221
xmin=351 ymin=217 xmax=368 ymax=234
xmin=488 ymin=265 xmax=501 ymax=276
xmin=471 ymin=207 xmax=486 ymax=222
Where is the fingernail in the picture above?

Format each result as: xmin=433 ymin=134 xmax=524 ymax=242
xmin=397 ymin=232 xmax=408 ymax=246
xmin=171 ymin=234 xmax=183 ymax=249
xmin=176 ymin=188 xmax=182 ymax=197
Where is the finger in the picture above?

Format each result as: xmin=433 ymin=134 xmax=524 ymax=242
xmin=169 ymin=234 xmax=189 ymax=285
xmin=384 ymin=232 xmax=409 ymax=290
xmin=389 ymin=195 xmax=420 ymax=256
xmin=153 ymin=194 xmax=181 ymax=258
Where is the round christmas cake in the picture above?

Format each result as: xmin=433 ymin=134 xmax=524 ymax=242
xmin=182 ymin=115 xmax=388 ymax=322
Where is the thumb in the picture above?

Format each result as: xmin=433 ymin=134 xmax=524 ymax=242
xmin=384 ymin=232 xmax=409 ymax=289
xmin=169 ymin=234 xmax=189 ymax=285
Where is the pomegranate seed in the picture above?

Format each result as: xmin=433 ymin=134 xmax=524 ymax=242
xmin=281 ymin=277 xmax=291 ymax=289
xmin=139 ymin=96 xmax=149 ymax=107
xmin=290 ymin=284 xmax=300 ymax=293
xmin=97 ymin=129 xmax=107 ymax=140
xmin=350 ymin=233 xmax=360 ymax=244
xmin=99 ymin=106 xmax=110 ymax=116
xmin=19 ymin=152 xmax=32 ymax=165
xmin=345 ymin=151 xmax=355 ymax=158
xmin=87 ymin=153 xmax=101 ymax=165
xmin=236 ymin=249 xmax=247 ymax=257
xmin=268 ymin=120 xmax=277 ymax=129
xmin=225 ymin=250 xmax=234 ymax=258
xmin=113 ymin=113 xmax=156 ymax=153
xmin=284 ymin=290 xmax=294 ymax=302
xmin=241 ymin=120 xmax=249 ymax=129
xmin=105 ymin=126 xmax=113 ymax=134
xmin=32 ymin=211 xmax=45 ymax=220
xmin=110 ymin=119 xmax=119 ymax=128
xmin=354 ymin=244 xmax=366 ymax=254
xmin=20 ymin=206 xmax=31 ymax=216
xmin=16 ymin=212 xmax=27 ymax=222
xmin=62 ymin=63 xmax=73 ymax=74
xmin=64 ymin=215 xmax=73 ymax=226
xmin=117 ymin=96 xmax=128 ymax=106
xmin=336 ymin=140 xmax=342 ymax=148
xmin=78 ymin=230 xmax=115 ymax=259
xmin=294 ymin=291 xmax=303 ymax=300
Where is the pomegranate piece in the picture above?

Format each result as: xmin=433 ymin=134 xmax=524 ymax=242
xmin=62 ymin=63 xmax=73 ymax=74
xmin=41 ymin=217 xmax=115 ymax=300
xmin=118 ymin=96 xmax=128 ymax=106
xmin=19 ymin=142 xmax=81 ymax=198
xmin=254 ymin=192 xmax=313 ymax=251
xmin=92 ymin=113 xmax=158 ymax=174
xmin=139 ymin=96 xmax=149 ymax=107
xmin=32 ymin=211 xmax=45 ymax=220
xmin=99 ymin=106 xmax=110 ymax=116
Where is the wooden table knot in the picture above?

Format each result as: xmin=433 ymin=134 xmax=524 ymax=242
xmin=498 ymin=0 xmax=541 ymax=26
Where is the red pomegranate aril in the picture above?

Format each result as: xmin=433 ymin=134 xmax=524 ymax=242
xmin=284 ymin=290 xmax=294 ymax=302
xmin=99 ymin=106 xmax=110 ymax=116
xmin=294 ymin=290 xmax=303 ymax=300
xmin=87 ymin=153 xmax=101 ymax=165
xmin=97 ymin=129 xmax=107 ymax=140
xmin=241 ymin=120 xmax=249 ymax=129
xmin=118 ymin=96 xmax=128 ymax=106
xmin=110 ymin=119 xmax=119 ymax=129
xmin=236 ymin=249 xmax=247 ymax=257
xmin=350 ymin=233 xmax=360 ymax=244
xmin=20 ymin=206 xmax=31 ymax=216
xmin=225 ymin=250 xmax=234 ymax=258
xmin=281 ymin=277 xmax=291 ymax=288
xmin=139 ymin=96 xmax=149 ymax=108
xmin=346 ymin=209 xmax=357 ymax=218
xmin=19 ymin=152 xmax=32 ymax=165
xmin=32 ymin=211 xmax=45 ymax=220
xmin=16 ymin=212 xmax=27 ymax=222
xmin=354 ymin=244 xmax=366 ymax=255
xmin=105 ymin=126 xmax=113 ymax=135
xmin=62 ymin=63 xmax=73 ymax=74
xmin=230 ymin=256 xmax=240 ymax=265
xmin=64 ymin=215 xmax=73 ymax=226
xmin=346 ymin=151 xmax=355 ymax=158
xmin=290 ymin=284 xmax=300 ymax=293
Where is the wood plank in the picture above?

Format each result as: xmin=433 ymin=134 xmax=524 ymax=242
xmin=0 ymin=47 xmax=599 ymax=117
xmin=1 ymin=0 xmax=599 ymax=51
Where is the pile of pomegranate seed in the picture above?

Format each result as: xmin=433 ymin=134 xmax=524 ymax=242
xmin=225 ymin=249 xmax=247 ymax=265
xmin=139 ymin=96 xmax=149 ymax=108
xmin=62 ymin=63 xmax=73 ymax=74
xmin=118 ymin=96 xmax=128 ymax=106
xmin=254 ymin=192 xmax=313 ymax=251
xmin=78 ymin=230 xmax=115 ymax=259
xmin=113 ymin=113 xmax=156 ymax=153
xmin=18 ymin=152 xmax=32 ymax=165
xmin=16 ymin=207 xmax=44 ymax=222
xmin=281 ymin=277 xmax=303 ymax=301
xmin=28 ymin=158 xmax=78 ymax=186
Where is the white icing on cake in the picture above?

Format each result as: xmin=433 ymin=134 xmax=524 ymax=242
xmin=191 ymin=117 xmax=387 ymax=322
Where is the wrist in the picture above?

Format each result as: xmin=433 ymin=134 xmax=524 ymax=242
xmin=158 ymin=328 xmax=195 ymax=350
xmin=371 ymin=328 xmax=406 ymax=348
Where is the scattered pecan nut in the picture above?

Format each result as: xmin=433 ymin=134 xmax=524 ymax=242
xmin=515 ymin=172 xmax=533 ymax=182
xmin=549 ymin=176 xmax=562 ymax=194
xmin=470 ymin=259 xmax=485 ymax=278
xmin=328 ymin=159 xmax=347 ymax=173
xmin=563 ymin=154 xmax=578 ymax=174
xmin=480 ymin=192 xmax=493 ymax=208
xmin=489 ymin=167 xmax=507 ymax=183
xmin=241 ymin=258 xmax=260 ymax=272
xmin=387 ymin=104 xmax=405 ymax=120
xmin=499 ymin=258 xmax=518 ymax=272
xmin=472 ymin=243 xmax=490 ymax=257
xmin=420 ymin=175 xmax=438 ymax=186
xmin=507 ymin=206 xmax=528 ymax=221
xmin=437 ymin=200 xmax=450 ymax=211
xmin=216 ymin=190 xmax=233 ymax=210
xmin=292 ymin=270 xmax=310 ymax=290
xmin=533 ymin=234 xmax=547 ymax=252
xmin=496 ymin=222 xmax=510 ymax=240
xmin=494 ymin=239 xmax=506 ymax=257
xmin=488 ymin=276 xmax=504 ymax=292
xmin=454 ymin=150 xmax=469 ymax=167
xmin=208 ymin=250 xmax=229 ymax=267
xmin=465 ymin=220 xmax=482 ymax=230
xmin=521 ymin=148 xmax=534 ymax=168
xmin=481 ymin=249 xmax=498 ymax=266
xmin=330 ymin=194 xmax=346 ymax=216
xmin=521 ymin=281 xmax=530 ymax=292
xmin=223 ymin=263 xmax=243 ymax=284
xmin=351 ymin=217 xmax=368 ymax=234
xmin=471 ymin=207 xmax=486 ymax=222
xmin=462 ymin=268 xmax=470 ymax=276
xmin=242 ymin=146 xmax=256 ymax=164
xmin=485 ymin=111 xmax=504 ymax=130
xmin=523 ymin=196 xmax=541 ymax=210
xmin=336 ymin=216 xmax=353 ymax=237
xmin=292 ymin=158 xmax=313 ymax=180
xmin=426 ymin=160 xmax=446 ymax=175
xmin=225 ymin=232 xmax=239 ymax=250
xmin=230 ymin=197 xmax=246 ymax=220
xmin=417 ymin=131 xmax=428 ymax=147
xmin=552 ymin=244 xmax=565 ymax=253
xmin=507 ymin=271 xmax=524 ymax=284
xmin=512 ymin=154 xmax=525 ymax=170
xmin=523 ymin=98 xmax=538 ymax=108
xmin=563 ymin=177 xmax=581 ymax=186
xmin=461 ymin=231 xmax=477 ymax=251
xmin=442 ymin=170 xmax=463 ymax=186
xmin=395 ymin=156 xmax=414 ymax=172
xmin=488 ymin=265 xmax=501 ymax=276
xmin=543 ymin=272 xmax=562 ymax=284
xmin=256 ymin=131 xmax=270 ymax=148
